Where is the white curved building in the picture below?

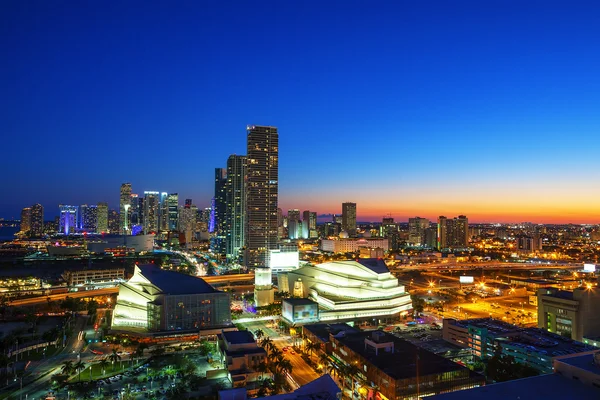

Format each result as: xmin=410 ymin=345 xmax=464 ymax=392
xmin=286 ymin=259 xmax=412 ymax=322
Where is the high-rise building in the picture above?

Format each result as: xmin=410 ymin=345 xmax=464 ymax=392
xmin=342 ymin=202 xmax=357 ymax=236
xmin=437 ymin=215 xmax=469 ymax=250
xmin=143 ymin=191 xmax=160 ymax=234
xmin=119 ymin=183 xmax=132 ymax=234
xmin=179 ymin=204 xmax=198 ymax=246
xmin=59 ymin=205 xmax=78 ymax=235
xmin=185 ymin=199 xmax=193 ymax=208
xmin=226 ymin=155 xmax=246 ymax=261
xmin=129 ymin=194 xmax=141 ymax=226
xmin=303 ymin=210 xmax=317 ymax=239
xmin=159 ymin=192 xmax=168 ymax=232
xmin=288 ymin=209 xmax=300 ymax=239
xmin=108 ymin=209 xmax=120 ymax=233
xmin=20 ymin=207 xmax=31 ymax=234
xmin=408 ymin=217 xmax=429 ymax=246
xmin=167 ymin=193 xmax=179 ymax=231
xmin=211 ymin=168 xmax=228 ymax=256
xmin=97 ymin=202 xmax=108 ymax=233
xmin=30 ymin=203 xmax=44 ymax=236
xmin=80 ymin=204 xmax=98 ymax=232
xmin=245 ymin=125 xmax=278 ymax=268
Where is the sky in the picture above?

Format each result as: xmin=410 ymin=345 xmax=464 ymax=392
xmin=2 ymin=1 xmax=600 ymax=223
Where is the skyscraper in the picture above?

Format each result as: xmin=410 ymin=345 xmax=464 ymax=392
xmin=59 ymin=205 xmax=78 ymax=235
xmin=211 ymin=168 xmax=228 ymax=256
xmin=437 ymin=215 xmax=469 ymax=250
xmin=408 ymin=217 xmax=429 ymax=246
xmin=143 ymin=191 xmax=160 ymax=234
xmin=20 ymin=207 xmax=31 ymax=234
xmin=30 ymin=203 xmax=44 ymax=236
xmin=159 ymin=192 xmax=168 ymax=232
xmin=119 ymin=183 xmax=132 ymax=234
xmin=80 ymin=204 xmax=98 ymax=232
xmin=302 ymin=210 xmax=318 ymax=239
xmin=245 ymin=125 xmax=278 ymax=268
xmin=226 ymin=155 xmax=246 ymax=261
xmin=97 ymin=202 xmax=108 ymax=233
xmin=167 ymin=193 xmax=179 ymax=231
xmin=342 ymin=202 xmax=357 ymax=236
xmin=108 ymin=209 xmax=120 ymax=233
xmin=288 ymin=209 xmax=300 ymax=239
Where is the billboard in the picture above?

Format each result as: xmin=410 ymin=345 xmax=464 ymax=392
xmin=584 ymin=263 xmax=596 ymax=273
xmin=269 ymin=250 xmax=300 ymax=271
xmin=459 ymin=276 xmax=474 ymax=284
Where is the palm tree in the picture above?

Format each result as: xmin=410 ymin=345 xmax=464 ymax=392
xmin=319 ymin=353 xmax=330 ymax=374
xmin=257 ymin=361 xmax=269 ymax=381
xmin=137 ymin=342 xmax=149 ymax=357
xmin=279 ymin=358 xmax=293 ymax=376
xmin=260 ymin=336 xmax=272 ymax=352
xmin=108 ymin=348 xmax=121 ymax=371
xmin=98 ymin=358 xmax=109 ymax=376
xmin=254 ymin=329 xmax=265 ymax=341
xmin=74 ymin=360 xmax=86 ymax=382
xmin=61 ymin=360 xmax=74 ymax=376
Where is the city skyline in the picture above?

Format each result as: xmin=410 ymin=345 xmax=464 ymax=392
xmin=3 ymin=2 xmax=600 ymax=224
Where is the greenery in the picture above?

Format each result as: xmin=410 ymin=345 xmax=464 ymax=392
xmin=486 ymin=344 xmax=539 ymax=382
xmin=410 ymin=294 xmax=425 ymax=313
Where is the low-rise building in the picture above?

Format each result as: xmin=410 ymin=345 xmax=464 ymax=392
xmin=443 ymin=317 xmax=594 ymax=374
xmin=428 ymin=350 xmax=600 ymax=400
xmin=321 ymin=238 xmax=389 ymax=253
xmin=286 ymin=258 xmax=412 ymax=322
xmin=62 ymin=268 xmax=125 ymax=286
xmin=111 ymin=264 xmax=231 ymax=333
xmin=217 ymin=330 xmax=271 ymax=393
xmin=281 ymin=298 xmax=319 ymax=324
xmin=330 ymin=329 xmax=484 ymax=399
xmin=218 ymin=374 xmax=340 ymax=400
xmin=537 ymin=284 xmax=600 ymax=341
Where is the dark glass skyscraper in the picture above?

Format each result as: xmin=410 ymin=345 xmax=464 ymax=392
xmin=211 ymin=168 xmax=228 ymax=256
xmin=245 ymin=125 xmax=278 ymax=267
xmin=342 ymin=202 xmax=357 ymax=236
xmin=226 ymin=155 xmax=246 ymax=261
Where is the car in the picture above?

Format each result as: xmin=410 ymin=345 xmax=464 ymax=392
xmin=290 ymin=350 xmax=296 ymax=355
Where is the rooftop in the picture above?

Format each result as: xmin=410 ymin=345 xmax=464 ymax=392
xmin=356 ymin=258 xmax=389 ymax=274
xmin=335 ymin=330 xmax=476 ymax=380
xmin=539 ymin=289 xmax=575 ymax=300
xmin=222 ymin=330 xmax=256 ymax=345
xmin=137 ymin=264 xmax=217 ymax=295
xmin=283 ymin=298 xmax=318 ymax=306
xmin=427 ymin=373 xmax=600 ymax=400
xmin=555 ymin=351 xmax=600 ymax=375
xmin=302 ymin=323 xmax=359 ymax=343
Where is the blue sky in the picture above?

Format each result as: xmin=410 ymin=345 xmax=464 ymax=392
xmin=2 ymin=1 xmax=600 ymax=222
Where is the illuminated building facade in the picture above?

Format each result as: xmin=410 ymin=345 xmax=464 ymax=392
xmin=167 ymin=193 xmax=179 ymax=231
xmin=30 ymin=203 xmax=44 ymax=236
xmin=143 ymin=191 xmax=160 ymax=234
xmin=320 ymin=237 xmax=388 ymax=253
xmin=437 ymin=215 xmax=469 ymax=250
xmin=80 ymin=204 xmax=98 ymax=232
xmin=408 ymin=217 xmax=429 ymax=246
xmin=254 ymin=266 xmax=274 ymax=307
xmin=286 ymin=259 xmax=412 ymax=322
xmin=226 ymin=155 xmax=246 ymax=261
xmin=108 ymin=209 xmax=120 ymax=233
xmin=537 ymin=284 xmax=600 ymax=342
xmin=119 ymin=183 xmax=132 ymax=234
xmin=245 ymin=125 xmax=278 ymax=268
xmin=302 ymin=210 xmax=318 ymax=239
xmin=96 ymin=202 xmax=108 ymax=233
xmin=341 ymin=202 xmax=357 ymax=237
xmin=20 ymin=207 xmax=31 ymax=234
xmin=211 ymin=168 xmax=228 ymax=256
xmin=112 ymin=264 xmax=231 ymax=332
xmin=59 ymin=205 xmax=78 ymax=235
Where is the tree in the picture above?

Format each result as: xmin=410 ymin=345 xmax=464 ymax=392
xmin=254 ymin=329 xmax=265 ymax=341
xmin=98 ymin=358 xmax=109 ymax=375
xmin=486 ymin=344 xmax=539 ymax=382
xmin=108 ymin=348 xmax=121 ymax=371
xmin=260 ymin=337 xmax=273 ymax=353
xmin=257 ymin=361 xmax=269 ymax=381
xmin=61 ymin=360 xmax=74 ymax=376
xmin=319 ymin=353 xmax=330 ymax=373
xmin=74 ymin=360 xmax=86 ymax=382
xmin=410 ymin=294 xmax=425 ymax=314
xmin=150 ymin=345 xmax=165 ymax=357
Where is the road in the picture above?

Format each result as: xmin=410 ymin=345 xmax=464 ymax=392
xmin=2 ymin=316 xmax=90 ymax=400
xmin=241 ymin=320 xmax=321 ymax=388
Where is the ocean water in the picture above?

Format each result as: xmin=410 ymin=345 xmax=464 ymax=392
xmin=0 ymin=226 xmax=19 ymax=241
